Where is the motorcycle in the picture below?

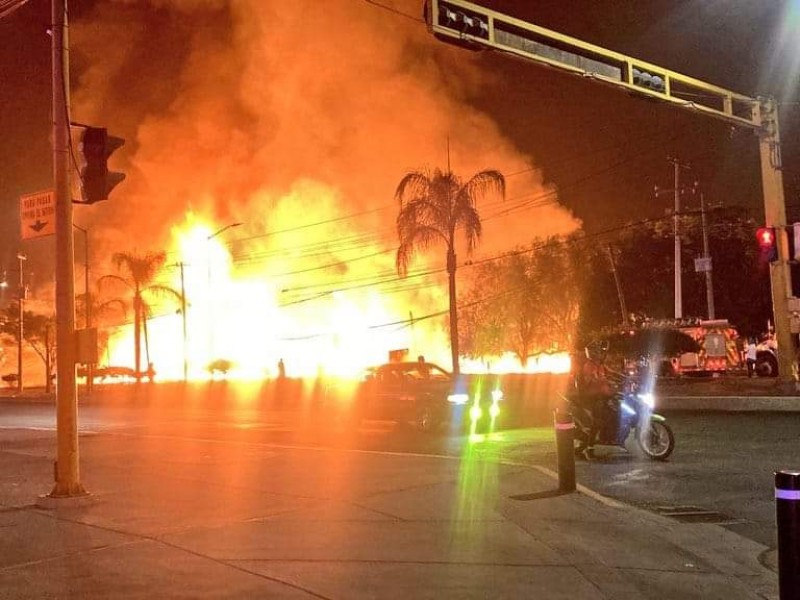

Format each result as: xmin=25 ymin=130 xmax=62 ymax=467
xmin=565 ymin=378 xmax=675 ymax=461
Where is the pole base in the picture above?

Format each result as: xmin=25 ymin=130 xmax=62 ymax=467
xmin=37 ymin=487 xmax=92 ymax=510
xmin=36 ymin=483 xmax=90 ymax=509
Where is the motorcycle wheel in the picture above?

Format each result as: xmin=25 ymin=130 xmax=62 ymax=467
xmin=636 ymin=419 xmax=675 ymax=461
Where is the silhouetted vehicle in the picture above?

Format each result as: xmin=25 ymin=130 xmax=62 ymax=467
xmin=352 ymin=361 xmax=503 ymax=433
xmin=78 ymin=366 xmax=137 ymax=381
xmin=207 ymin=359 xmax=233 ymax=376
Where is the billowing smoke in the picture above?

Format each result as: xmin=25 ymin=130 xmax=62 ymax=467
xmin=72 ymin=0 xmax=576 ymax=250
xmin=66 ymin=0 xmax=580 ymax=376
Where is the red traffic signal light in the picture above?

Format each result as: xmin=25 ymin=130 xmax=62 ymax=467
xmin=756 ymin=227 xmax=778 ymax=262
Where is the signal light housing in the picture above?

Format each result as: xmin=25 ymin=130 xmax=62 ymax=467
xmin=78 ymin=126 xmax=126 ymax=204
xmin=757 ymin=226 xmax=778 ymax=262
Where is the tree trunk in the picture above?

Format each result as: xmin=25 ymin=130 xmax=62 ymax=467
xmin=143 ymin=311 xmax=150 ymax=370
xmin=447 ymin=248 xmax=459 ymax=375
xmin=134 ymin=293 xmax=141 ymax=377
xmin=45 ymin=326 xmax=52 ymax=394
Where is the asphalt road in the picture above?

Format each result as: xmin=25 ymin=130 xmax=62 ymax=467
xmin=559 ymin=411 xmax=800 ymax=549
xmin=1 ymin=383 xmax=795 ymax=552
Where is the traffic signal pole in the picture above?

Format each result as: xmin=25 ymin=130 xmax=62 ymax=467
xmin=50 ymin=0 xmax=86 ymax=498
xmin=426 ymin=0 xmax=796 ymax=384
xmin=756 ymin=98 xmax=794 ymax=383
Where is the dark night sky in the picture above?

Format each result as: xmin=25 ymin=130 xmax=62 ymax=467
xmin=1 ymin=0 xmax=799 ymax=288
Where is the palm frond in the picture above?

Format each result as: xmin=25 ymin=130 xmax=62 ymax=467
xmin=396 ymin=225 xmax=443 ymax=276
xmin=96 ymin=298 xmax=128 ymax=320
xmin=394 ymin=170 xmax=430 ymax=206
xmin=142 ymin=283 xmax=183 ymax=303
xmin=98 ymin=274 xmax=133 ymax=291
xmin=459 ymin=169 xmax=506 ymax=205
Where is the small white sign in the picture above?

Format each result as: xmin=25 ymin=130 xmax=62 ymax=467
xmin=694 ymin=257 xmax=712 ymax=273
xmin=19 ymin=190 xmax=55 ymax=240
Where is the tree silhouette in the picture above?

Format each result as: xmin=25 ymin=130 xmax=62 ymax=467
xmin=0 ymin=305 xmax=55 ymax=392
xmin=99 ymin=251 xmax=181 ymax=376
xmin=395 ymin=168 xmax=505 ymax=374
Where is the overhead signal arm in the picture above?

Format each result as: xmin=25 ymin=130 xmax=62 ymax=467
xmin=425 ymin=0 xmax=794 ymax=382
xmin=426 ymin=0 xmax=760 ymax=128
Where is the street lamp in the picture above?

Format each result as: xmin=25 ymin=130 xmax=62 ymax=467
xmin=206 ymin=222 xmax=242 ymax=363
xmin=16 ymin=253 xmax=26 ymax=394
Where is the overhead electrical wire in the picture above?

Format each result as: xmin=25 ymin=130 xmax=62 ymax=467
xmin=0 ymin=0 xmax=29 ymax=20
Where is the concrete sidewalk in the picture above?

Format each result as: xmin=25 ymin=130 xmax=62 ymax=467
xmin=0 ymin=428 xmax=778 ymax=599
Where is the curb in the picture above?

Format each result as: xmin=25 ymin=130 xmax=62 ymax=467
xmin=659 ymin=396 xmax=800 ymax=412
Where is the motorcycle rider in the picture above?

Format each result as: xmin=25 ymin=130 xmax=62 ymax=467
xmin=572 ymin=340 xmax=617 ymax=458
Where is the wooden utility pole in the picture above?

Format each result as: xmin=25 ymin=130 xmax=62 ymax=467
xmin=671 ymin=159 xmax=682 ymax=320
xmin=16 ymin=253 xmax=25 ymax=393
xmin=171 ymin=261 xmax=189 ymax=382
xmin=699 ymin=192 xmax=716 ymax=320
xmin=50 ymin=0 xmax=85 ymax=498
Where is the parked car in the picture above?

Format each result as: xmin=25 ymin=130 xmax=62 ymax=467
xmin=351 ymin=361 xmax=503 ymax=433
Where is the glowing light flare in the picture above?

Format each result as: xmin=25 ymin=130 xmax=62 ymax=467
xmin=105 ymin=205 xmax=448 ymax=381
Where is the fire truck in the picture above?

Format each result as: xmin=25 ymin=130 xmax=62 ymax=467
xmin=673 ymin=319 xmax=741 ymax=375
xmin=640 ymin=319 xmax=743 ymax=375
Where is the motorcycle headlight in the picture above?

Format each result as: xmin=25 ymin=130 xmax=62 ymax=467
xmin=469 ymin=405 xmax=483 ymax=422
xmin=637 ymin=392 xmax=655 ymax=409
xmin=489 ymin=402 xmax=501 ymax=419
xmin=447 ymin=393 xmax=469 ymax=405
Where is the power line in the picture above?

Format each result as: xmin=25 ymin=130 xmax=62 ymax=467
xmin=0 ymin=0 xmax=29 ymax=20
xmin=362 ymin=0 xmax=424 ymax=23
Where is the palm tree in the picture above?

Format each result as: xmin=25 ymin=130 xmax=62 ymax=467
xmin=76 ymin=291 xmax=127 ymax=330
xmin=395 ymin=168 xmax=505 ymax=374
xmin=99 ymin=251 xmax=181 ymax=377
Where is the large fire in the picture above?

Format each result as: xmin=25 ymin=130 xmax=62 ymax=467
xmin=74 ymin=0 xmax=581 ymax=381
xmin=104 ymin=194 xmax=456 ymax=380
xmin=102 ymin=207 xmax=571 ymax=381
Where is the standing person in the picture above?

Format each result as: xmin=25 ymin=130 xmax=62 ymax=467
xmin=417 ymin=355 xmax=430 ymax=378
xmin=745 ymin=338 xmax=757 ymax=378
xmin=277 ymin=358 xmax=286 ymax=379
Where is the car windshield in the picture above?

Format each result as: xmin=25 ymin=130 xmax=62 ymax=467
xmin=405 ymin=364 xmax=449 ymax=381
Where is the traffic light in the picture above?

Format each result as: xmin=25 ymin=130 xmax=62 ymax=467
xmin=632 ymin=67 xmax=666 ymax=93
xmin=78 ymin=126 xmax=125 ymax=204
xmin=433 ymin=1 xmax=489 ymax=40
xmin=757 ymin=226 xmax=778 ymax=262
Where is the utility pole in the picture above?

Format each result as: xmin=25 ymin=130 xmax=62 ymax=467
xmin=670 ymin=158 xmax=683 ymax=320
xmin=16 ymin=253 xmax=26 ymax=393
xmin=756 ymin=97 xmax=794 ymax=383
xmin=699 ymin=192 xmax=716 ymax=320
xmin=73 ymin=224 xmax=92 ymax=393
xmin=50 ymin=0 xmax=85 ymax=498
xmin=655 ymin=159 xmax=690 ymax=321
xmin=606 ymin=245 xmax=629 ymax=327
xmin=171 ymin=262 xmax=189 ymax=382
